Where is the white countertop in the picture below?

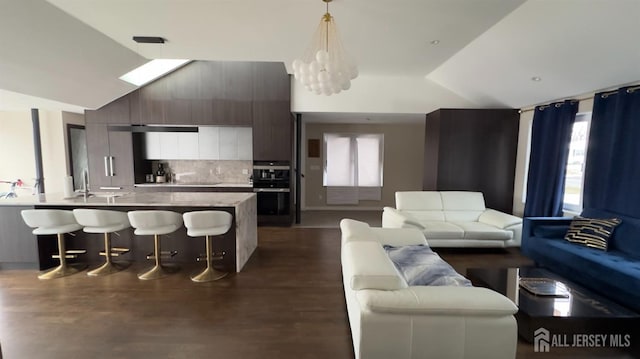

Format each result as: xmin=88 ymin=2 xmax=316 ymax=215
xmin=0 ymin=191 xmax=255 ymax=207
xmin=134 ymin=182 xmax=253 ymax=188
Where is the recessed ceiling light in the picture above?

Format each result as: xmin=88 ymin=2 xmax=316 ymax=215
xmin=430 ymin=40 xmax=440 ymax=45
xmin=531 ymin=76 xmax=542 ymax=82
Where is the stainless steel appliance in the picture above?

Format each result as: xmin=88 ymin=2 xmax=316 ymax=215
xmin=253 ymin=161 xmax=290 ymax=216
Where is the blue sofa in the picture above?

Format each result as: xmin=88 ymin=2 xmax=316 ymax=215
xmin=522 ymin=207 xmax=640 ymax=312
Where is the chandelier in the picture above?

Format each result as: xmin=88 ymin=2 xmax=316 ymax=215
xmin=292 ymin=0 xmax=358 ymax=96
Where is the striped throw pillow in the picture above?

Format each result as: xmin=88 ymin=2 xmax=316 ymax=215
xmin=564 ymin=217 xmax=622 ymax=251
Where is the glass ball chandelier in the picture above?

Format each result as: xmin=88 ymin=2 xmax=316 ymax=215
xmin=292 ymin=0 xmax=358 ymax=96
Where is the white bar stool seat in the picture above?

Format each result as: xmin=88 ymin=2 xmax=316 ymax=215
xmin=183 ymin=210 xmax=233 ymax=282
xmin=127 ymin=210 xmax=183 ymax=280
xmin=21 ymin=209 xmax=85 ymax=279
xmin=73 ymin=209 xmax=131 ymax=276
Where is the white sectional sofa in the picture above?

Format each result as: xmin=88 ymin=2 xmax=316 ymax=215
xmin=340 ymin=219 xmax=518 ymax=359
xmin=382 ymin=191 xmax=522 ymax=248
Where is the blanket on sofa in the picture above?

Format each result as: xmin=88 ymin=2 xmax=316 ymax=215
xmin=383 ymin=244 xmax=471 ymax=287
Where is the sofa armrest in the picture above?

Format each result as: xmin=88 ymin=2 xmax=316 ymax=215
xmin=342 ymin=241 xmax=407 ymax=291
xmin=478 ymin=209 xmax=522 ymax=229
xmin=382 ymin=207 xmax=425 ymax=229
xmin=340 ymin=218 xmax=427 ymax=246
xmin=356 ymin=286 xmax=517 ymax=316
xmin=521 ymin=217 xmax=573 ymax=255
xmin=522 ymin=217 xmax=573 ymax=238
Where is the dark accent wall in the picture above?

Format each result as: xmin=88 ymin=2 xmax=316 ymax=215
xmin=424 ymin=109 xmax=520 ymax=214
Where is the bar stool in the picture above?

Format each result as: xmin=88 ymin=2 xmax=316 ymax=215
xmin=183 ymin=210 xmax=232 ymax=282
xmin=20 ymin=209 xmax=86 ymax=279
xmin=73 ymin=209 xmax=131 ymax=276
xmin=127 ymin=210 xmax=182 ymax=280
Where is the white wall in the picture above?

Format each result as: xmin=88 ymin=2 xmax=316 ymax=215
xmin=0 ymin=110 xmax=79 ymax=195
xmin=0 ymin=111 xmax=35 ymax=193
xmin=291 ymin=75 xmax=475 ymax=114
xmin=303 ymin=121 xmax=425 ymax=210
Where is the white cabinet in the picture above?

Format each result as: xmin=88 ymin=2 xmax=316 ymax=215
xmin=177 ymin=132 xmax=199 ymax=159
xmin=199 ymin=127 xmax=220 ymax=160
xmin=200 ymin=126 xmax=252 ymax=160
xmin=219 ymin=127 xmax=239 ymax=160
xmin=143 ymin=126 xmax=251 ymax=160
xmin=237 ymin=127 xmax=253 ymax=160
xmin=159 ymin=132 xmax=179 ymax=159
xmin=144 ymin=132 xmax=162 ymax=159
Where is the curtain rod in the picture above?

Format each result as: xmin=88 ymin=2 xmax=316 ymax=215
xmin=519 ymin=84 xmax=640 ymax=114
xmin=519 ymin=98 xmax=584 ymax=114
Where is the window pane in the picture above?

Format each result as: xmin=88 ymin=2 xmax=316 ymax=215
xmin=357 ymin=136 xmax=381 ymax=186
xmin=323 ymin=133 xmax=384 ymax=188
xmin=324 ymin=136 xmax=354 ymax=186
xmin=563 ymin=115 xmax=590 ymax=209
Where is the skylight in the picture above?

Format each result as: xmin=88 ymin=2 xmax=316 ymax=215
xmin=119 ymin=59 xmax=190 ymax=86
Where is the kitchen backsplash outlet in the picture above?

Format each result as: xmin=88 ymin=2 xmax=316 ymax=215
xmin=152 ymin=160 xmax=252 ymax=184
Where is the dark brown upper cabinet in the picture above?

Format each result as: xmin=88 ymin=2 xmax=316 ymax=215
xmin=131 ymin=79 xmax=169 ymax=125
xmin=252 ymin=101 xmax=292 ymax=162
xmin=252 ymin=62 xmax=292 ymax=162
xmin=253 ymin=62 xmax=290 ymax=101
xmin=214 ymin=62 xmax=253 ymax=126
xmin=91 ymin=60 xmax=292 ymax=164
xmin=86 ymin=96 xmax=131 ymax=124
xmin=129 ymin=61 xmax=254 ymax=126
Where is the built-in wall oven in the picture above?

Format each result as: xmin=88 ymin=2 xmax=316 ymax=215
xmin=253 ymin=161 xmax=290 ymax=216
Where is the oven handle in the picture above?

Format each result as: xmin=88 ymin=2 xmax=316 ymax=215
xmin=253 ymin=165 xmax=290 ymax=170
xmin=253 ymin=188 xmax=290 ymax=193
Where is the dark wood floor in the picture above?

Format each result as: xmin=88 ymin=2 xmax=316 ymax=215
xmin=0 ymin=227 xmax=635 ymax=358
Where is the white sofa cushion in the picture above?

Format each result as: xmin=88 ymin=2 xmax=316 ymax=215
xmin=451 ymin=221 xmax=513 ymax=240
xmin=478 ymin=209 xmax=522 ymax=229
xmin=441 ymin=191 xmax=486 ymax=211
xmin=421 ymin=221 xmax=464 ymax=239
xmin=442 ymin=191 xmax=486 ymax=222
xmin=396 ymin=191 xmax=443 ymax=211
xmin=356 ymin=286 xmax=517 ymax=315
xmin=405 ymin=210 xmax=445 ymax=222
xmin=342 ymin=241 xmax=407 ymax=291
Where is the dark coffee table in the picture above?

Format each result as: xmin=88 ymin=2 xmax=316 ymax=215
xmin=466 ymin=267 xmax=639 ymax=348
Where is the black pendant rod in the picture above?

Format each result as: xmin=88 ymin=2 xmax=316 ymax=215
xmin=31 ymin=108 xmax=45 ymax=194
xmin=295 ymin=113 xmax=302 ymax=224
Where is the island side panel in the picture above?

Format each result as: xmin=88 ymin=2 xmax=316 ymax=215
xmin=235 ymin=194 xmax=257 ymax=272
xmin=0 ymin=206 xmax=39 ymax=269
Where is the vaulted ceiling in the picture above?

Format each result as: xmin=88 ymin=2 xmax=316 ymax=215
xmin=1 ymin=0 xmax=639 ymax=117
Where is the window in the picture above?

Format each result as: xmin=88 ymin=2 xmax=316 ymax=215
xmin=323 ymin=133 xmax=384 ymax=187
xmin=563 ymin=112 xmax=591 ymax=212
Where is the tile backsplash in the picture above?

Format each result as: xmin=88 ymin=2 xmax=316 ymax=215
xmin=151 ymin=160 xmax=252 ymax=184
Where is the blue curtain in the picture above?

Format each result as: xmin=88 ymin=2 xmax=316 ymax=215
xmin=524 ymin=100 xmax=578 ymax=217
xmin=583 ymin=86 xmax=640 ymax=217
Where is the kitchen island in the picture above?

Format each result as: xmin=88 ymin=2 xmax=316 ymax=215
xmin=0 ymin=192 xmax=257 ymax=273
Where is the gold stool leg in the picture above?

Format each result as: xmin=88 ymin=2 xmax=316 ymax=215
xmin=38 ymin=233 xmax=83 ymax=280
xmin=138 ymin=234 xmax=178 ymax=280
xmin=191 ymin=235 xmax=227 ymax=282
xmin=87 ymin=233 xmax=129 ymax=276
